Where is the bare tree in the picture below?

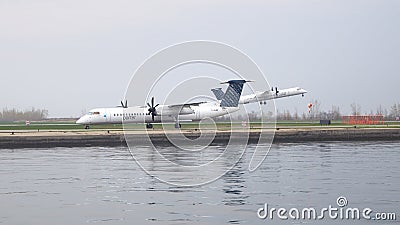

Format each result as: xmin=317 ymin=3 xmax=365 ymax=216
xmin=350 ymin=103 xmax=361 ymax=116
xmin=389 ymin=103 xmax=400 ymax=120
xmin=293 ymin=108 xmax=299 ymax=120
xmin=248 ymin=111 xmax=260 ymax=121
xmin=376 ymin=104 xmax=384 ymax=115
xmin=309 ymin=99 xmax=321 ymax=119
xmin=284 ymin=109 xmax=292 ymax=120
xmin=330 ymin=105 xmax=341 ymax=120
xmin=301 ymin=112 xmax=307 ymax=120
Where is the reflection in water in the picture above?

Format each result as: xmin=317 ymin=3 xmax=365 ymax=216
xmin=0 ymin=142 xmax=399 ymax=224
xmin=222 ymin=162 xmax=247 ymax=206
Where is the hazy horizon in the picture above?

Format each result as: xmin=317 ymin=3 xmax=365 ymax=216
xmin=1 ymin=1 xmax=399 ymax=118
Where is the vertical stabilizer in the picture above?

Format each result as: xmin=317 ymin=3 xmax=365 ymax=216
xmin=220 ymin=80 xmax=247 ymax=107
xmin=211 ymin=88 xmax=224 ymax=100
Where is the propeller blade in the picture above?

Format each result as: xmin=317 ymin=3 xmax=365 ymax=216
xmin=146 ymin=97 xmax=159 ymax=121
xmin=121 ymin=101 xmax=124 ymax=108
xmin=125 ymin=100 xmax=128 ymax=108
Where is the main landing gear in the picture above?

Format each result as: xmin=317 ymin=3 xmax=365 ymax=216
xmin=174 ymin=123 xmax=181 ymax=129
xmin=84 ymin=125 xmax=90 ymax=129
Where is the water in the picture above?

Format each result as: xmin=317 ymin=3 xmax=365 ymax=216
xmin=0 ymin=142 xmax=399 ymax=225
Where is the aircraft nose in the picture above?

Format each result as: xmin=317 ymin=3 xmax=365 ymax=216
xmin=76 ymin=117 xmax=85 ymax=124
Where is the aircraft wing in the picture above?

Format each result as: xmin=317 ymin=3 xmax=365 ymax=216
xmin=158 ymin=101 xmax=206 ymax=116
xmin=167 ymin=102 xmax=206 ymax=115
xmin=257 ymin=90 xmax=273 ymax=98
xmin=167 ymin=101 xmax=206 ymax=108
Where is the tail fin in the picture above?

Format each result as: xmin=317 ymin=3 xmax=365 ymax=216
xmin=220 ymin=80 xmax=247 ymax=107
xmin=211 ymin=88 xmax=224 ymax=100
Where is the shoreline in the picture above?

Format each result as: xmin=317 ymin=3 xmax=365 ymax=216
xmin=0 ymin=127 xmax=399 ymax=149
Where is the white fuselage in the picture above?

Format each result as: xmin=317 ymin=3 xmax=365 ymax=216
xmin=239 ymin=87 xmax=307 ymax=104
xmin=76 ymin=102 xmax=238 ymax=125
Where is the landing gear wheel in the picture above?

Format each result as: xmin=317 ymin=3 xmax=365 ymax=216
xmin=146 ymin=123 xmax=153 ymax=129
xmin=84 ymin=125 xmax=90 ymax=129
xmin=174 ymin=123 xmax=181 ymax=129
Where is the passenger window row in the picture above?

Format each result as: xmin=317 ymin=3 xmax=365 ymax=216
xmin=113 ymin=113 xmax=145 ymax=116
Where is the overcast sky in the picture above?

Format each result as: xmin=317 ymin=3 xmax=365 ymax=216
xmin=0 ymin=0 xmax=399 ymax=117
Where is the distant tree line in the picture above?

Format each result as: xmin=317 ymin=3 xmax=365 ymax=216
xmin=217 ymin=101 xmax=400 ymax=122
xmin=0 ymin=108 xmax=48 ymax=122
xmin=272 ymin=101 xmax=400 ymax=121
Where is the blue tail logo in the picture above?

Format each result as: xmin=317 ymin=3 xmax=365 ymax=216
xmin=211 ymin=88 xmax=224 ymax=100
xmin=220 ymin=80 xmax=248 ymax=107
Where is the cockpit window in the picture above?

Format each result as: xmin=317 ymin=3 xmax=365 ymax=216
xmin=88 ymin=111 xmax=100 ymax=115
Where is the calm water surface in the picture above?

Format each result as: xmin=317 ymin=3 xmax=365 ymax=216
xmin=0 ymin=142 xmax=399 ymax=225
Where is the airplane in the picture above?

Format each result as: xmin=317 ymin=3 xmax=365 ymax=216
xmin=211 ymin=86 xmax=307 ymax=105
xmin=76 ymin=80 xmax=249 ymax=129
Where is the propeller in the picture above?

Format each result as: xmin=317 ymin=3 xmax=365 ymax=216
xmin=146 ymin=97 xmax=159 ymax=121
xmin=275 ymin=87 xmax=279 ymax=96
xmin=120 ymin=100 xmax=128 ymax=108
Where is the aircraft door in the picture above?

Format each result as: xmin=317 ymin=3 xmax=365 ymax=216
xmin=105 ymin=110 xmax=111 ymax=123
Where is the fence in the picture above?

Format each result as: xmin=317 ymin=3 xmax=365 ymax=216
xmin=342 ymin=115 xmax=384 ymax=125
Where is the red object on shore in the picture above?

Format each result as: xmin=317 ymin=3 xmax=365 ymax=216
xmin=307 ymin=103 xmax=313 ymax=113
xmin=342 ymin=115 xmax=384 ymax=125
